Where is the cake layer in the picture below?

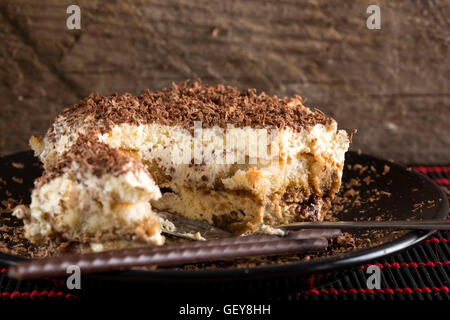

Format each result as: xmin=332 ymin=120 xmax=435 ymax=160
xmin=152 ymin=187 xmax=332 ymax=234
xmin=15 ymin=136 xmax=164 ymax=249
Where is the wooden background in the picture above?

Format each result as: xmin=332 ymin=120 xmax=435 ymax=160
xmin=0 ymin=0 xmax=448 ymax=163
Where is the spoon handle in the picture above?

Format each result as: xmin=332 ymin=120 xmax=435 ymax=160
xmin=279 ymin=220 xmax=450 ymax=231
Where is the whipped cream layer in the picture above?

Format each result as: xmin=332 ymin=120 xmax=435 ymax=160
xmin=33 ymin=119 xmax=349 ymax=197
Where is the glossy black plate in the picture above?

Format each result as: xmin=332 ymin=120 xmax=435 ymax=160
xmin=0 ymin=151 xmax=448 ymax=284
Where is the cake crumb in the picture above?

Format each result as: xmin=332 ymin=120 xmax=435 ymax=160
xmin=12 ymin=176 xmax=23 ymax=184
xmin=11 ymin=162 xmax=24 ymax=169
xmin=260 ymin=224 xmax=286 ymax=236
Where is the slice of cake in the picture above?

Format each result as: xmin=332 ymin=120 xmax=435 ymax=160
xmin=26 ymin=80 xmax=351 ymax=237
xmin=15 ymin=135 xmax=163 ymax=251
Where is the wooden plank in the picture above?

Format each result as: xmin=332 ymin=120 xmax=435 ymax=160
xmin=0 ymin=0 xmax=448 ymax=163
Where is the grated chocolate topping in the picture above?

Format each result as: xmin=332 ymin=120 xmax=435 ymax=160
xmin=49 ymin=80 xmax=334 ymax=139
xmin=138 ymin=80 xmax=334 ymax=132
xmin=36 ymin=135 xmax=138 ymax=186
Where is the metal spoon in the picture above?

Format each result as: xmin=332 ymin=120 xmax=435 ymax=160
xmin=157 ymin=211 xmax=450 ymax=241
xmin=157 ymin=211 xmax=233 ymax=240
xmin=278 ymin=220 xmax=450 ymax=231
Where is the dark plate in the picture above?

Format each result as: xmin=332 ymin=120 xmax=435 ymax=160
xmin=0 ymin=151 xmax=448 ymax=285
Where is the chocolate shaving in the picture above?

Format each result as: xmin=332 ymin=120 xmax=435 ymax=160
xmin=12 ymin=176 xmax=23 ymax=184
xmin=11 ymin=162 xmax=24 ymax=169
xmin=48 ymin=79 xmax=335 ymax=141
xmin=36 ymin=135 xmax=142 ymax=186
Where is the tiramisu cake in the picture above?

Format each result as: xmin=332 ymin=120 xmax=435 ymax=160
xmin=15 ymin=80 xmax=352 ymax=250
